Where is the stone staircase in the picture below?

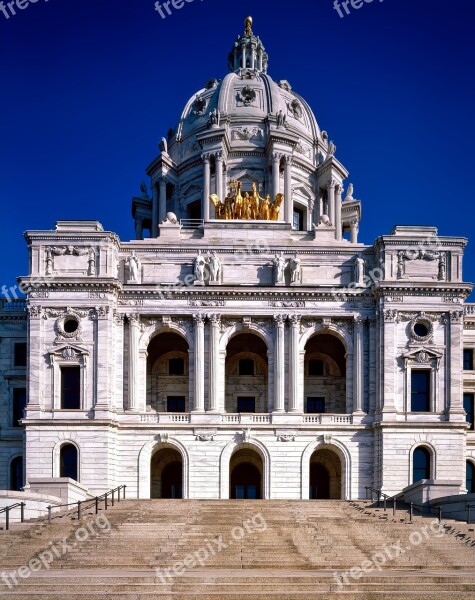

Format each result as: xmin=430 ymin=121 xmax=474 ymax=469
xmin=1 ymin=499 xmax=475 ymax=598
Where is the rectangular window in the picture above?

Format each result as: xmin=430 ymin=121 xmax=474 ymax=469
xmin=169 ymin=358 xmax=185 ymax=376
xmin=293 ymin=208 xmax=304 ymax=231
xmin=237 ymin=397 xmax=256 ymax=413
xmin=12 ymin=388 xmax=27 ymax=427
xmin=411 ymin=369 xmax=431 ymax=412
xmin=464 ymin=349 xmax=474 ymax=371
xmin=307 ymin=397 xmax=326 ymax=413
xmin=308 ymin=359 xmax=324 ymax=376
xmin=239 ymin=359 xmax=254 ymax=376
xmin=167 ymin=396 xmax=186 ymax=412
xmin=61 ymin=366 xmax=81 ymax=410
xmin=14 ymin=343 xmax=27 ymax=367
xmin=464 ymin=393 xmax=475 ymax=431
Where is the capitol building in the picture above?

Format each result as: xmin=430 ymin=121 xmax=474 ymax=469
xmin=1 ymin=17 xmax=475 ymax=505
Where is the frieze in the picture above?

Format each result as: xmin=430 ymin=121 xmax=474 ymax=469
xmin=189 ymin=299 xmax=225 ymax=307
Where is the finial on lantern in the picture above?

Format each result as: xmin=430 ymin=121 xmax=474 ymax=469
xmin=244 ymin=16 xmax=253 ymax=36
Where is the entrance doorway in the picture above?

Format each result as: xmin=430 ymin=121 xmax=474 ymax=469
xmin=309 ymin=463 xmax=330 ymax=499
xmin=309 ymin=448 xmax=342 ymax=499
xmin=229 ymin=448 xmax=263 ymax=499
xmin=151 ymin=447 xmax=183 ymax=498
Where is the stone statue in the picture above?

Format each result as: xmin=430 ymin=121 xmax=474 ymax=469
xmin=276 ymin=109 xmax=286 ymax=127
xmin=194 ymin=250 xmax=207 ymax=283
xmin=208 ymin=252 xmax=222 ymax=283
xmin=354 ymin=256 xmax=365 ymax=287
xmin=209 ymin=108 xmax=220 ymax=127
xmin=289 ymin=255 xmax=301 ymax=283
xmin=438 ymin=253 xmax=446 ymax=281
xmin=127 ymin=251 xmax=140 ymax=283
xmin=327 ymin=141 xmax=336 ymax=157
xmin=159 ymin=137 xmax=168 ymax=154
xmin=274 ymin=252 xmax=286 ymax=284
xmin=345 ymin=183 xmax=354 ymax=201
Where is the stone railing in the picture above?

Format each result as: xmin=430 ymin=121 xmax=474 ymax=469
xmin=465 ymin=304 xmax=475 ymax=315
xmin=139 ymin=413 xmax=191 ymax=423
xmin=222 ymin=414 xmax=272 ymax=424
xmin=0 ymin=299 xmax=27 ymax=311
xmin=303 ymin=414 xmax=353 ymax=425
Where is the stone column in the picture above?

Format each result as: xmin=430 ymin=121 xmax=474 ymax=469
xmin=272 ymin=152 xmax=280 ymax=202
xmin=448 ymin=311 xmax=465 ymax=418
xmin=335 ymin=184 xmax=343 ymax=241
xmin=273 ymin=315 xmax=286 ymax=412
xmin=152 ymin=183 xmax=159 ymax=238
xmin=242 ymin=44 xmax=247 ymax=68
xmin=368 ymin=316 xmax=377 ymax=415
xmin=135 ymin=219 xmax=143 ymax=241
xmin=288 ymin=314 xmax=301 ymax=412
xmin=193 ymin=314 xmax=205 ymax=412
xmin=284 ymin=155 xmax=293 ymax=225
xmin=382 ymin=309 xmax=397 ymax=415
xmin=208 ymin=314 xmax=220 ymax=412
xmin=159 ymin=177 xmax=167 ymax=225
xmin=215 ymin=151 xmax=224 ymax=202
xmin=128 ymin=314 xmax=140 ymax=411
xmin=203 ymin=154 xmax=211 ymax=222
xmin=258 ymin=51 xmax=263 ymax=71
xmin=353 ymin=316 xmax=365 ymax=413
xmin=327 ymin=179 xmax=336 ymax=227
xmin=251 ymin=44 xmax=256 ymax=69
xmin=350 ymin=219 xmax=359 ymax=244
xmin=307 ymin=200 xmax=315 ymax=230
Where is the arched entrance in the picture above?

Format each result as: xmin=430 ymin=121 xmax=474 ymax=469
xmin=230 ymin=448 xmax=263 ymax=499
xmin=304 ymin=333 xmax=346 ymax=414
xmin=147 ymin=332 xmax=189 ymax=413
xmin=309 ymin=448 xmax=342 ymax=499
xmin=225 ymin=333 xmax=268 ymax=413
xmin=60 ymin=444 xmax=78 ymax=481
xmin=151 ymin=447 xmax=183 ymax=498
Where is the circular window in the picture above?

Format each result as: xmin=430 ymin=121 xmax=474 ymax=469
xmin=57 ymin=314 xmax=81 ymax=339
xmin=414 ymin=323 xmax=429 ymax=338
xmin=63 ymin=318 xmax=79 ymax=334
xmin=410 ymin=317 xmax=433 ymax=343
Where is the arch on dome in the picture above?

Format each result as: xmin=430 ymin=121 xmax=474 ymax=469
xmin=138 ymin=437 xmax=189 ymax=499
xmin=139 ymin=321 xmax=193 ymax=354
xmin=220 ymin=438 xmax=271 ymax=499
xmin=220 ymin=322 xmax=274 ymax=353
xmin=301 ymin=439 xmax=351 ymax=500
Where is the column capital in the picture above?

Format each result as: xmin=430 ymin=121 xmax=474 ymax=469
xmin=207 ymin=313 xmax=221 ymax=326
xmin=127 ymin=313 xmax=141 ymax=326
xmin=328 ymin=178 xmax=337 ymax=190
xmin=353 ymin=315 xmax=366 ymax=327
xmin=214 ymin=150 xmax=224 ymax=161
xmin=273 ymin=314 xmax=286 ymax=327
xmin=272 ymin=151 xmax=282 ymax=162
xmin=284 ymin=154 xmax=294 ymax=166
xmin=335 ymin=183 xmax=343 ymax=196
xmin=288 ymin=314 xmax=301 ymax=327
xmin=202 ymin=152 xmax=211 ymax=163
xmin=193 ymin=313 xmax=205 ymax=325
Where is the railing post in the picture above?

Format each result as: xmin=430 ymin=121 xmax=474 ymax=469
xmin=105 ymin=493 xmax=108 ymax=511
xmin=117 ymin=487 xmax=121 ymax=504
xmin=20 ymin=502 xmax=25 ymax=523
xmin=393 ymin=498 xmax=396 ymax=517
xmin=467 ymin=504 xmax=471 ymax=525
xmin=5 ymin=506 xmax=10 ymax=531
xmin=409 ymin=502 xmax=413 ymax=524
xmin=112 ymin=489 xmax=115 ymax=507
xmin=77 ymin=501 xmax=82 ymax=520
xmin=123 ymin=485 xmax=126 ymax=500
xmin=377 ymin=493 xmax=380 ymax=509
xmin=384 ymin=497 xmax=387 ymax=512
xmin=95 ymin=497 xmax=99 ymax=515
xmin=47 ymin=506 xmax=52 ymax=524
xmin=438 ymin=506 xmax=442 ymax=524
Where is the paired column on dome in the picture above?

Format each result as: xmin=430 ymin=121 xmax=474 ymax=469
xmin=272 ymin=152 xmax=280 ymax=202
xmin=284 ymin=155 xmax=294 ymax=224
xmin=151 ymin=178 xmax=167 ymax=236
xmin=193 ymin=314 xmax=205 ymax=412
xmin=350 ymin=219 xmax=359 ymax=244
xmin=273 ymin=315 xmax=286 ymax=412
xmin=208 ymin=314 xmax=221 ymax=412
xmin=202 ymin=153 xmax=211 ymax=222
xmin=335 ymin=184 xmax=343 ymax=241
xmin=215 ymin=151 xmax=224 ymax=203
xmin=327 ymin=179 xmax=336 ymax=227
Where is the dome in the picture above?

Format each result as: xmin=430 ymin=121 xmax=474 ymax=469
xmin=137 ymin=17 xmax=358 ymax=243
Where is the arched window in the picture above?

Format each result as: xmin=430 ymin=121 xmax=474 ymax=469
xmin=10 ymin=456 xmax=23 ymax=491
xmin=60 ymin=444 xmax=78 ymax=481
xmin=467 ymin=461 xmax=475 ymax=494
xmin=413 ymin=447 xmax=431 ymax=483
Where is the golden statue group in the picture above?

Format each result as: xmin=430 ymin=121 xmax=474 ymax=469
xmin=210 ymin=181 xmax=284 ymax=221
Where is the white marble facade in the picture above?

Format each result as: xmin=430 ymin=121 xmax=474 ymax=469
xmin=1 ymin=18 xmax=474 ymax=501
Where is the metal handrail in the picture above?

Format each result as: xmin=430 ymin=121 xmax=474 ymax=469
xmin=44 ymin=485 xmax=126 ymax=524
xmin=0 ymin=502 xmax=25 ymax=531
xmin=364 ymin=486 xmax=443 ymax=524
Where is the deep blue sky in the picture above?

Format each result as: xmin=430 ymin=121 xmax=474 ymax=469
xmin=1 ymin=0 xmax=474 ymax=299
